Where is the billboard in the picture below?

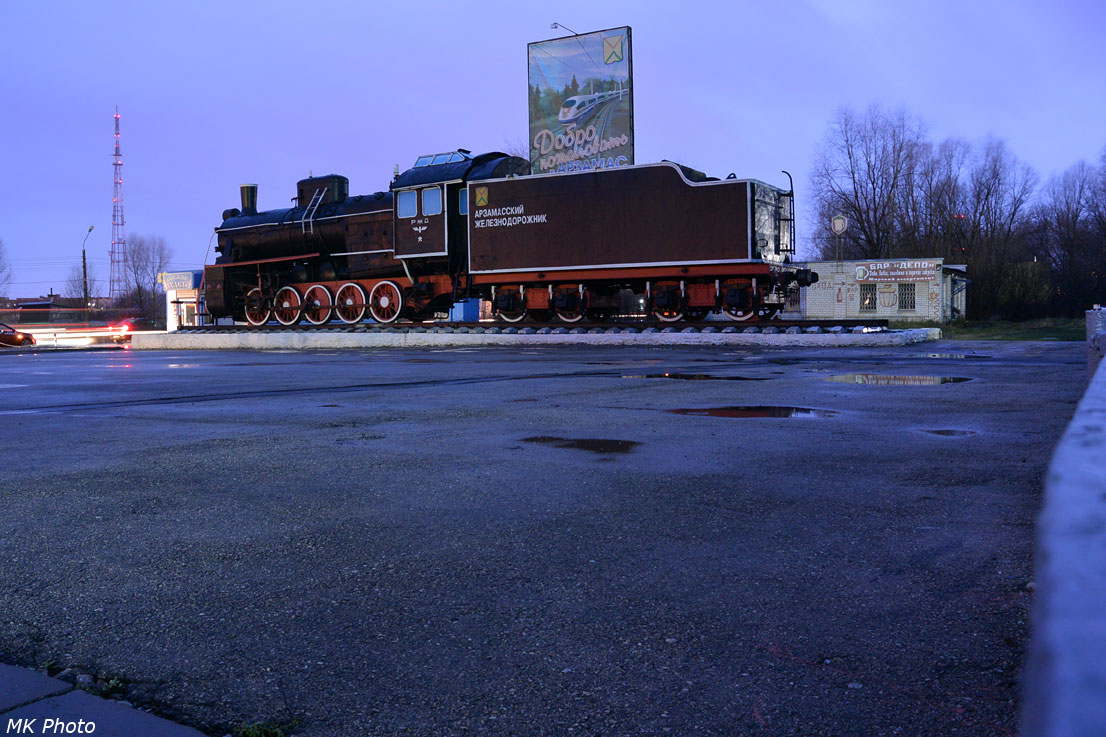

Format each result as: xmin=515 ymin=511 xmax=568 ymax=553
xmin=854 ymin=260 xmax=940 ymax=283
xmin=527 ymin=26 xmax=633 ymax=175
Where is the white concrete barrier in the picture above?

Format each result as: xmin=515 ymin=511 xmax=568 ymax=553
xmin=1022 ymin=346 xmax=1106 ymax=737
xmin=133 ymin=327 xmax=941 ymax=350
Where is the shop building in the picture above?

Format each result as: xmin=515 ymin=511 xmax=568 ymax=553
xmin=799 ymin=259 xmax=967 ymax=323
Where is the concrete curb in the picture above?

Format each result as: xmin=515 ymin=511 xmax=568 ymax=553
xmin=133 ymin=327 xmax=941 ymax=350
xmin=1022 ymin=350 xmax=1106 ymax=737
xmin=0 ymin=664 xmax=204 ymax=736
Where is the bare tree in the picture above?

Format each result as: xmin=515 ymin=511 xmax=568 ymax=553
xmin=809 ymin=105 xmax=927 ymax=260
xmin=1032 ymin=159 xmax=1104 ymax=315
xmin=119 ymin=234 xmax=172 ymax=320
xmin=64 ymin=262 xmax=100 ymax=304
xmin=0 ymin=238 xmax=11 ymax=295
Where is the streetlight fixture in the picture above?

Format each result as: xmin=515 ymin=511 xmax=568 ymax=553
xmin=550 ymin=22 xmax=578 ymax=35
xmin=81 ymin=225 xmax=93 ymax=314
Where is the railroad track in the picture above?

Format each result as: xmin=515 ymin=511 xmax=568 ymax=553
xmin=177 ymin=318 xmax=890 ymax=335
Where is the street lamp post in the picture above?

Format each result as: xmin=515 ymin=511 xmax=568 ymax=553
xmin=81 ymin=225 xmax=94 ymax=316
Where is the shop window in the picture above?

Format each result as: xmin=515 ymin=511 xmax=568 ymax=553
xmin=898 ymin=283 xmax=916 ymax=311
xmin=860 ymin=283 xmax=877 ymax=312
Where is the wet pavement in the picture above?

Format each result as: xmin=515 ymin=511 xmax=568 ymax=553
xmin=0 ymin=340 xmax=1086 ymax=736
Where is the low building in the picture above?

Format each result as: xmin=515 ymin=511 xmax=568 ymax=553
xmin=800 ymin=258 xmax=967 ymax=323
xmin=159 ymin=270 xmax=204 ymax=330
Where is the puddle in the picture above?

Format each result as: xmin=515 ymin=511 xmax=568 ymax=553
xmin=668 ymin=406 xmax=837 ymax=419
xmin=923 ymin=429 xmax=976 ymax=436
xmin=522 ymin=436 xmax=640 ymax=454
xmin=622 ymin=373 xmax=771 ymax=381
xmin=827 ymin=374 xmax=972 ymax=386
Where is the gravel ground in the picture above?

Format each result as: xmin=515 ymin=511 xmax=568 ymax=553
xmin=0 ymin=340 xmax=1086 ymax=736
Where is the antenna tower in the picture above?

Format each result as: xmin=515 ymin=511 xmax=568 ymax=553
xmin=109 ymin=106 xmax=128 ymax=300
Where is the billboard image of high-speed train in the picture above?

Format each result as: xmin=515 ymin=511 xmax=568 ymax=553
xmin=557 ymin=90 xmax=627 ymax=124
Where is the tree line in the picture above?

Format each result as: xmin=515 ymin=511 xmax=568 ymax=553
xmin=810 ymin=105 xmax=1106 ymax=319
xmin=0 ymin=234 xmax=172 ymax=323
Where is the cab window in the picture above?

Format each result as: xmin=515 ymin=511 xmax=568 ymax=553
xmin=397 ymin=190 xmax=417 ymax=218
xmin=458 ymin=189 xmax=468 ymax=215
xmin=422 ymin=187 xmax=442 ymax=216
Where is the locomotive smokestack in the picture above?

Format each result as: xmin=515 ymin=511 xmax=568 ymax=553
xmin=240 ymin=183 xmax=258 ymax=215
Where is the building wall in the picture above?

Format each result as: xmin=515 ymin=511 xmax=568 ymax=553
xmin=802 ymin=259 xmax=965 ymax=323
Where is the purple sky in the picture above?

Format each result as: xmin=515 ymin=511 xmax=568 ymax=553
xmin=1 ymin=0 xmax=1103 ymax=297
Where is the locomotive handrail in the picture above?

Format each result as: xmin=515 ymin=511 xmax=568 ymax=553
xmin=301 ymin=187 xmax=327 ymax=235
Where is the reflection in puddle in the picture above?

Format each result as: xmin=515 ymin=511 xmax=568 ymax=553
xmin=923 ymin=429 xmax=976 ymax=436
xmin=828 ymin=374 xmax=972 ymax=386
xmin=910 ymin=353 xmax=992 ymax=360
xmin=522 ymin=436 xmax=640 ymax=454
xmin=622 ymin=373 xmax=771 ymax=381
xmin=668 ymin=406 xmax=837 ymax=419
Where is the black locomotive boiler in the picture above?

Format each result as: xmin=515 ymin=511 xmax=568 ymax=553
xmin=203 ymin=150 xmax=816 ymax=325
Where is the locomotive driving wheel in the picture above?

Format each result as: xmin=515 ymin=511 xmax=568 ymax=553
xmin=334 ymin=282 xmax=367 ymax=324
xmin=369 ymin=280 xmax=403 ymax=323
xmin=302 ymin=284 xmax=333 ymax=325
xmin=244 ymin=287 xmax=270 ymax=326
xmin=272 ymin=286 xmax=303 ymax=325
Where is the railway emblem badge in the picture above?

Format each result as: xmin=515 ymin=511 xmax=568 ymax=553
xmin=474 ymin=187 xmax=488 ymax=207
xmin=603 ymin=35 xmax=624 ymax=64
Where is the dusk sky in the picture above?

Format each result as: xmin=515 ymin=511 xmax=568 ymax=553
xmin=1 ymin=0 xmax=1103 ymax=297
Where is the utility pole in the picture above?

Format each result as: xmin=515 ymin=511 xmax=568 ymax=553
xmin=81 ymin=225 xmax=94 ymax=315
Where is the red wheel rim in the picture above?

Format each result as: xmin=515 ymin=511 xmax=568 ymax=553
xmin=273 ymin=286 xmax=303 ymax=325
xmin=245 ymin=288 xmax=270 ymax=326
xmin=334 ymin=283 xmax=367 ymax=324
xmin=369 ymin=281 xmax=403 ymax=323
xmin=303 ymin=285 xmax=332 ymax=325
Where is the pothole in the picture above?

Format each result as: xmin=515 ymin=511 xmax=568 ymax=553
xmin=667 ymin=406 xmax=837 ymax=419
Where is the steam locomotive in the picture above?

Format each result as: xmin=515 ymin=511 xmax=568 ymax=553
xmin=203 ymin=150 xmax=816 ymax=325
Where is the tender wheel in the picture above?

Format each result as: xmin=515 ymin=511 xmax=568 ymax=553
xmin=334 ymin=282 xmax=367 ymax=324
xmin=244 ymin=287 xmax=270 ymax=326
xmin=553 ymin=287 xmax=585 ymax=323
xmin=272 ymin=286 xmax=303 ymax=325
xmin=652 ymin=282 xmax=684 ymax=322
xmin=302 ymin=284 xmax=333 ymax=325
xmin=555 ymin=307 xmax=584 ymax=323
xmin=369 ymin=280 xmax=403 ymax=323
xmin=722 ymin=280 xmax=758 ymax=321
xmin=497 ymin=309 xmax=527 ymax=323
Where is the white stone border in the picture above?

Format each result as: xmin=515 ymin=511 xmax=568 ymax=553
xmin=1022 ymin=335 xmax=1106 ymax=737
xmin=133 ymin=328 xmax=941 ymax=351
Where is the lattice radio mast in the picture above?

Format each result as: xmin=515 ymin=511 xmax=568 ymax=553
xmin=109 ymin=106 xmax=128 ymax=300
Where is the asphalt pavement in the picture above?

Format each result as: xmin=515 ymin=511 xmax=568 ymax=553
xmin=0 ymin=341 xmax=1086 ymax=736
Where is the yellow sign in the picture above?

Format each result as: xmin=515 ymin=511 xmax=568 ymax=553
xmin=603 ymin=35 xmax=624 ymax=64
xmin=474 ymin=187 xmax=488 ymax=207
